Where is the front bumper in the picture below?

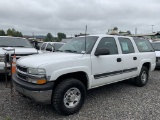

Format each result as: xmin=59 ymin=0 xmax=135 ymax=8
xmin=12 ymin=74 xmax=54 ymax=104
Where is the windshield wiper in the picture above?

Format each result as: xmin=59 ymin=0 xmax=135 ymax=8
xmin=0 ymin=45 xmax=10 ymax=47
xmin=12 ymin=46 xmax=25 ymax=47
xmin=64 ymin=50 xmax=77 ymax=53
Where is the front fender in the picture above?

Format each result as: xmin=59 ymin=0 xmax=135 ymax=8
xmin=50 ymin=66 xmax=92 ymax=88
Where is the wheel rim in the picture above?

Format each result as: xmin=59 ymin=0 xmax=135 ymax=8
xmin=64 ymin=87 xmax=81 ymax=108
xmin=141 ymin=71 xmax=147 ymax=83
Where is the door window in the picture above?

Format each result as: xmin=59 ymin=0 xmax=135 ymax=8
xmin=46 ymin=43 xmax=53 ymax=51
xmin=41 ymin=43 xmax=47 ymax=50
xmin=96 ymin=37 xmax=118 ymax=55
xmin=118 ymin=38 xmax=135 ymax=54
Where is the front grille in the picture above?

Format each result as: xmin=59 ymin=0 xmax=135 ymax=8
xmin=17 ymin=72 xmax=27 ymax=80
xmin=17 ymin=65 xmax=27 ymax=73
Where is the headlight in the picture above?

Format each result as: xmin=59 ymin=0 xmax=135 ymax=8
xmin=27 ymin=68 xmax=46 ymax=75
xmin=0 ymin=55 xmax=5 ymax=62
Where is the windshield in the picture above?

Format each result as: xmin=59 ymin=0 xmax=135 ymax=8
xmin=59 ymin=36 xmax=98 ymax=54
xmin=151 ymin=43 xmax=160 ymax=51
xmin=0 ymin=37 xmax=33 ymax=48
xmin=53 ymin=43 xmax=64 ymax=50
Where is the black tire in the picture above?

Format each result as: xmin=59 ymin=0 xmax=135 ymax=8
xmin=52 ymin=78 xmax=86 ymax=115
xmin=134 ymin=66 xmax=149 ymax=87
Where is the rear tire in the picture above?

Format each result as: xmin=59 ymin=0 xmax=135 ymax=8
xmin=134 ymin=66 xmax=149 ymax=87
xmin=52 ymin=78 xmax=86 ymax=115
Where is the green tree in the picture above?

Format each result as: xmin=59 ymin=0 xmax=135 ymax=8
xmin=0 ymin=30 xmax=6 ymax=36
xmin=7 ymin=28 xmax=23 ymax=37
xmin=7 ymin=29 xmax=13 ymax=36
xmin=44 ymin=33 xmax=53 ymax=42
xmin=57 ymin=32 xmax=66 ymax=41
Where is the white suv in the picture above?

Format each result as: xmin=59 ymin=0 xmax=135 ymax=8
xmin=0 ymin=36 xmax=38 ymax=74
xmin=13 ymin=35 xmax=156 ymax=115
xmin=151 ymin=41 xmax=160 ymax=68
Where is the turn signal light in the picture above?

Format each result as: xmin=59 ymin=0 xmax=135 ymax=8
xmin=37 ymin=79 xmax=47 ymax=84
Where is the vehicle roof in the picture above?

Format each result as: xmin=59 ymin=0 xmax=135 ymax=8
xmin=43 ymin=42 xmax=65 ymax=44
xmin=0 ymin=36 xmax=27 ymax=39
xmin=78 ymin=34 xmax=133 ymax=39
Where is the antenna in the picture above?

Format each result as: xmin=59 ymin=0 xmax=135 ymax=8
xmin=84 ymin=25 xmax=87 ymax=53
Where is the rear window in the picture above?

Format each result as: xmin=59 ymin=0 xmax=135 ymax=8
xmin=151 ymin=42 xmax=160 ymax=51
xmin=133 ymin=38 xmax=154 ymax=52
xmin=0 ymin=37 xmax=33 ymax=48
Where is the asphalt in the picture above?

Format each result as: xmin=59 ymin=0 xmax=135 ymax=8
xmin=0 ymin=69 xmax=160 ymax=120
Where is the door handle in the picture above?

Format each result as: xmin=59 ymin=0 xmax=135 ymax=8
xmin=133 ymin=57 xmax=137 ymax=60
xmin=117 ymin=58 xmax=122 ymax=62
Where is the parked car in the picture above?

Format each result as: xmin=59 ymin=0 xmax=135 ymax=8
xmin=40 ymin=42 xmax=65 ymax=53
xmin=0 ymin=36 xmax=38 ymax=74
xmin=151 ymin=41 xmax=160 ymax=68
xmin=13 ymin=35 xmax=156 ymax=115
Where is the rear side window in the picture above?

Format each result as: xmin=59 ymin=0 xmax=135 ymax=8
xmin=118 ymin=38 xmax=135 ymax=54
xmin=133 ymin=38 xmax=154 ymax=52
xmin=41 ymin=43 xmax=47 ymax=50
xmin=97 ymin=37 xmax=118 ymax=55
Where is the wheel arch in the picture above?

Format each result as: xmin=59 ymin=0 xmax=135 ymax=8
xmin=53 ymin=71 xmax=90 ymax=90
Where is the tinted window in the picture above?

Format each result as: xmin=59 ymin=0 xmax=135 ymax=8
xmin=41 ymin=43 xmax=47 ymax=50
xmin=133 ymin=38 xmax=154 ymax=52
xmin=118 ymin=38 xmax=135 ymax=54
xmin=151 ymin=42 xmax=160 ymax=51
xmin=97 ymin=37 xmax=118 ymax=55
xmin=0 ymin=37 xmax=33 ymax=48
xmin=46 ymin=44 xmax=53 ymax=51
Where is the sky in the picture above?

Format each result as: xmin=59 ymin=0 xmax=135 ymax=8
xmin=0 ymin=0 xmax=160 ymax=37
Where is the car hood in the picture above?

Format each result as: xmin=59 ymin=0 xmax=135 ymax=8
xmin=17 ymin=52 xmax=83 ymax=68
xmin=0 ymin=47 xmax=37 ymax=54
xmin=155 ymin=51 xmax=160 ymax=57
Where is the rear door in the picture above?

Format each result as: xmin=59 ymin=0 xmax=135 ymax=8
xmin=118 ymin=37 xmax=139 ymax=79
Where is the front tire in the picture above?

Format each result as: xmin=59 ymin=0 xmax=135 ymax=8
xmin=52 ymin=78 xmax=86 ymax=115
xmin=134 ymin=66 xmax=149 ymax=87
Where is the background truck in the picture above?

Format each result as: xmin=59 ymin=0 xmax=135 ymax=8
xmin=13 ymin=35 xmax=156 ymax=115
xmin=0 ymin=36 xmax=38 ymax=75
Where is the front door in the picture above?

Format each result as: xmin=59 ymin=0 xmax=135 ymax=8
xmin=91 ymin=37 xmax=123 ymax=87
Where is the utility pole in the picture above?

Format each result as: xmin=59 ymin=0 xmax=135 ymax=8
xmin=151 ymin=25 xmax=154 ymax=33
xmin=135 ymin=28 xmax=137 ymax=35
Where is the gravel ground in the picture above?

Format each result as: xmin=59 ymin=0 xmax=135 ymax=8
xmin=0 ymin=70 xmax=160 ymax=120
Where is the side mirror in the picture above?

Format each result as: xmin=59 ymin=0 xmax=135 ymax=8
xmin=95 ymin=48 xmax=110 ymax=56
